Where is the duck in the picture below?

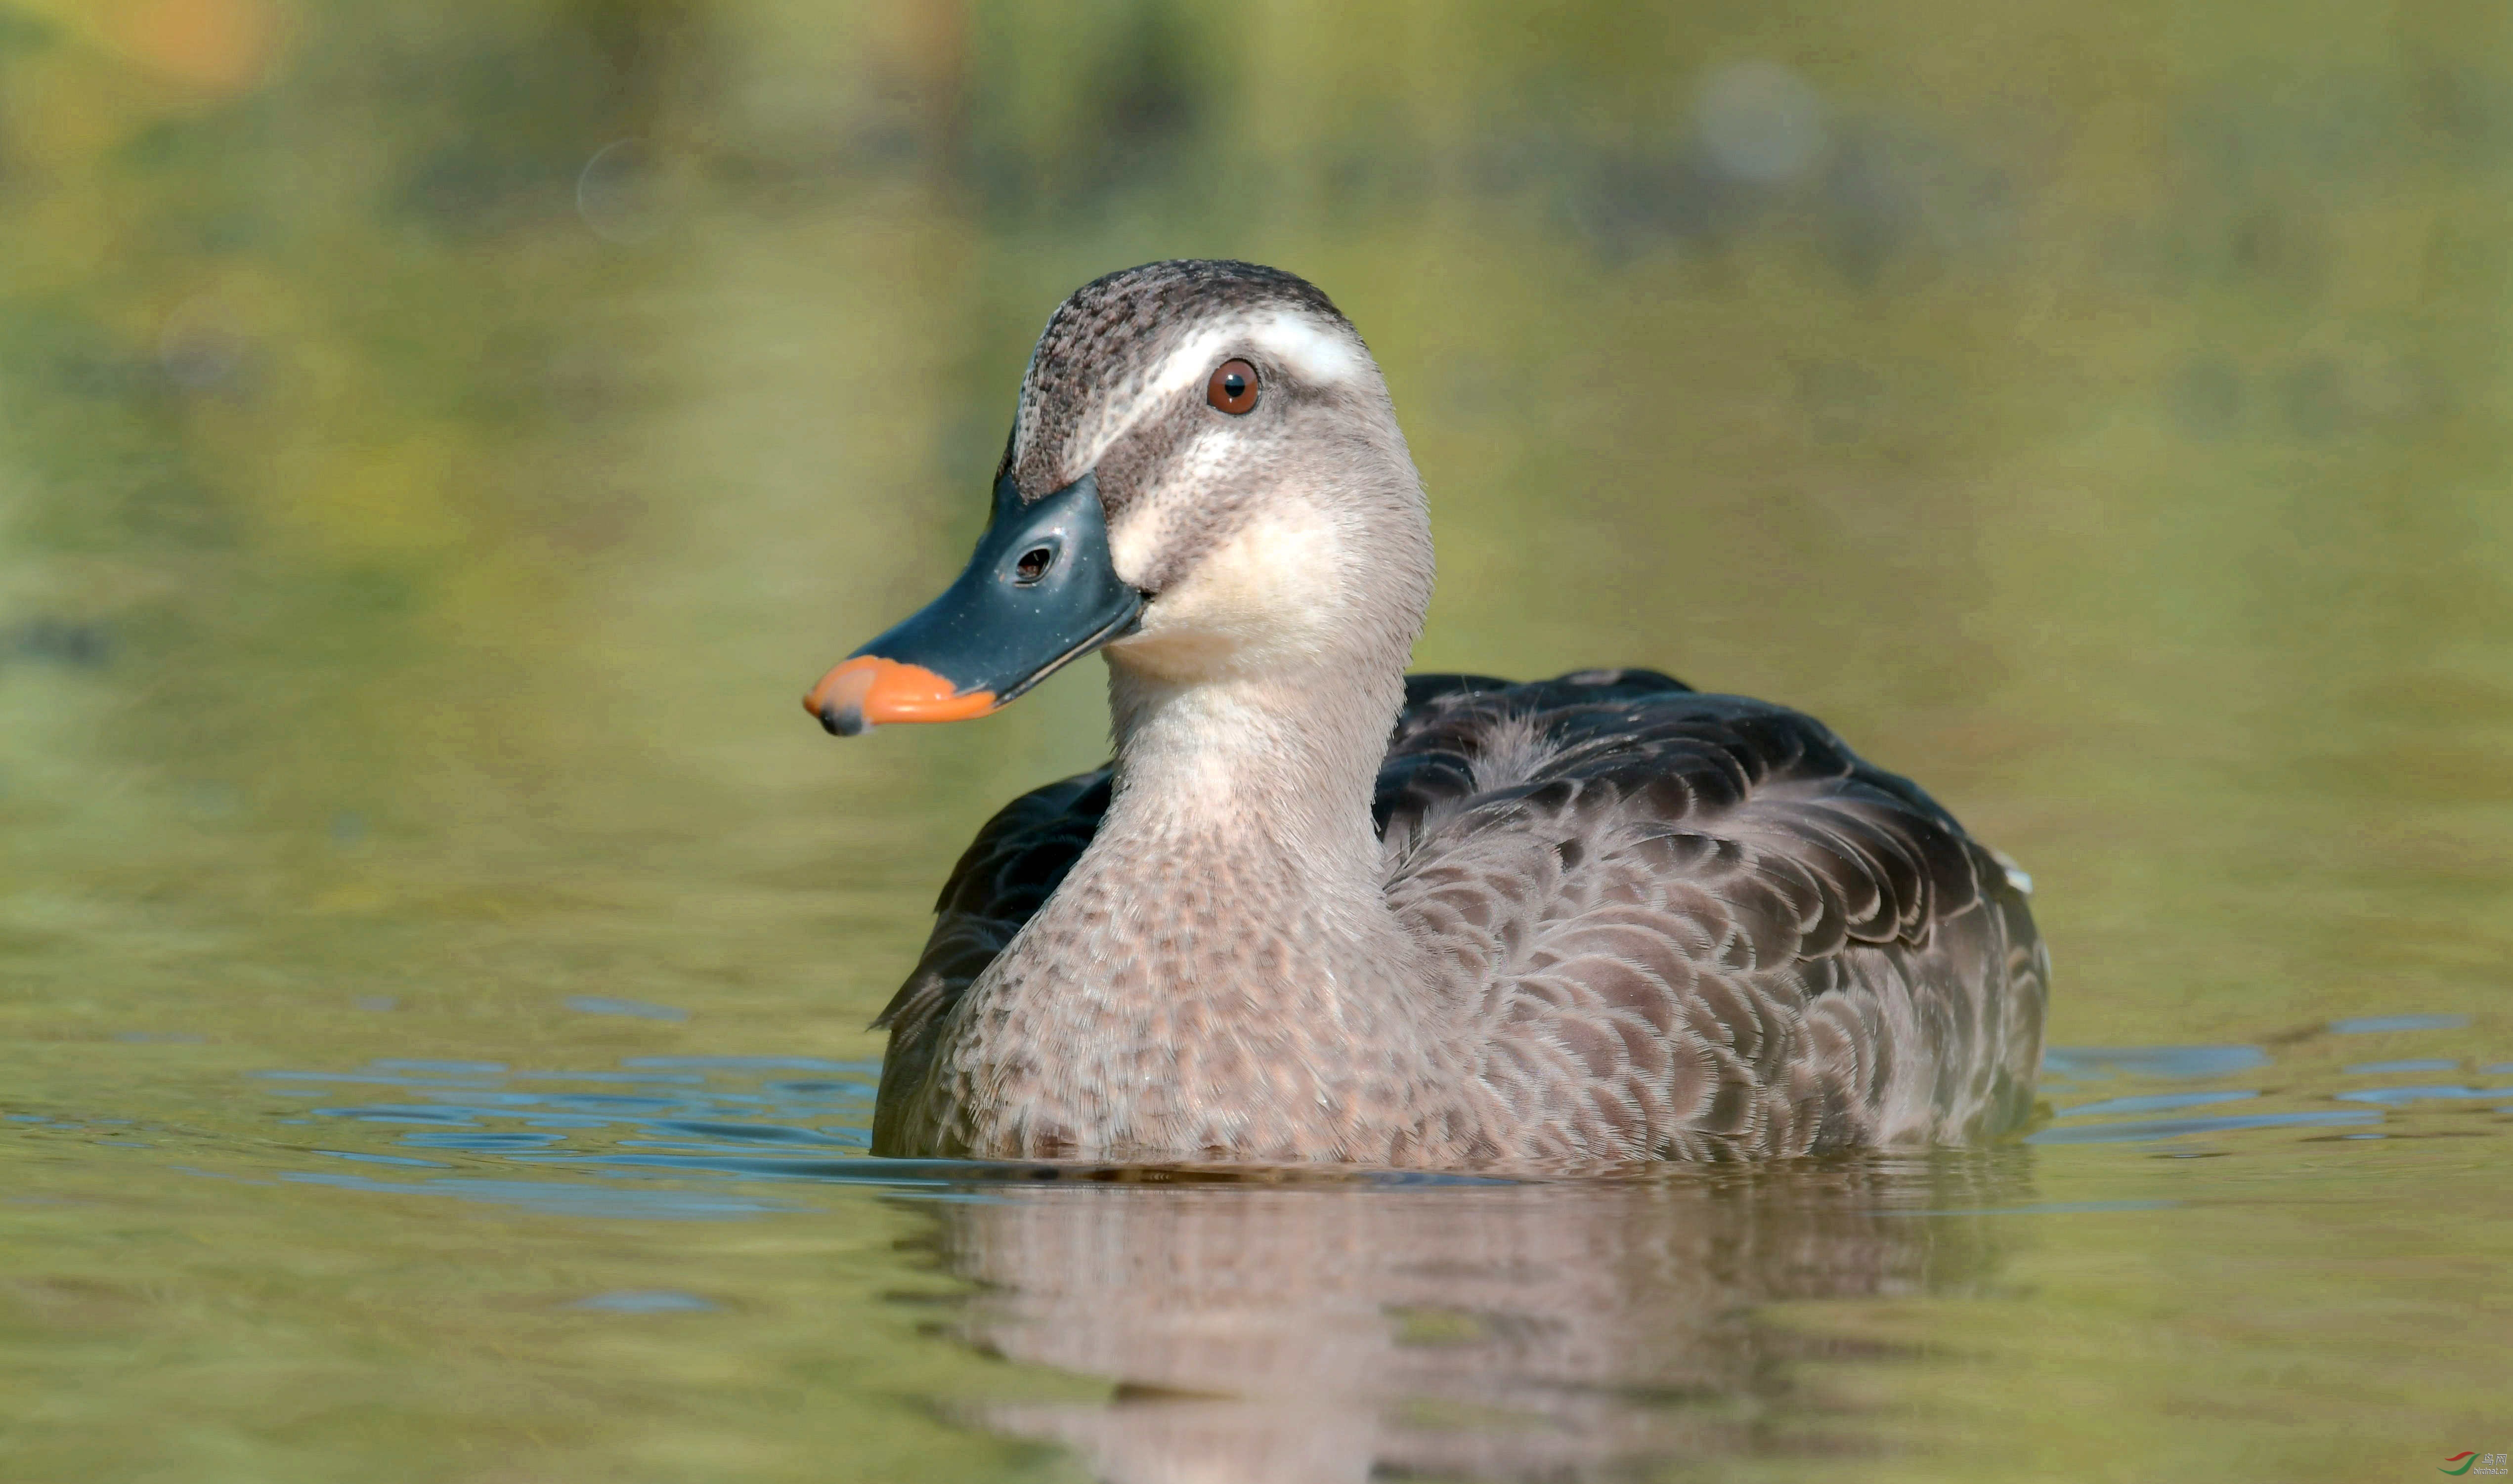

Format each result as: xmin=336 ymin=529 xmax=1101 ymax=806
xmin=804 ymin=259 xmax=2046 ymax=1166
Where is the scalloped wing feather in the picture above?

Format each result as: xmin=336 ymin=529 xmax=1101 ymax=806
xmin=1380 ymin=670 xmax=2044 ymax=1158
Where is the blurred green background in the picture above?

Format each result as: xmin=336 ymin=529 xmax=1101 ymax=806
xmin=6 ymin=0 xmax=2511 ymax=1050
xmin=2 ymin=3 xmax=2509 ymax=1482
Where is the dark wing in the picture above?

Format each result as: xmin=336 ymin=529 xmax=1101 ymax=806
xmin=1376 ymin=669 xmax=1696 ymax=852
xmin=1380 ymin=670 xmax=2046 ymax=1160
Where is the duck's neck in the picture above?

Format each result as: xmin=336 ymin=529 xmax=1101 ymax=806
xmin=1100 ymin=660 xmax=1399 ymax=903
xmin=1073 ymin=655 xmax=1424 ymax=1030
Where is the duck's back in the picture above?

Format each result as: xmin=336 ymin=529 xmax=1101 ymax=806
xmin=874 ymin=669 xmax=2045 ymax=1161
xmin=1375 ymin=669 xmax=2044 ymax=1159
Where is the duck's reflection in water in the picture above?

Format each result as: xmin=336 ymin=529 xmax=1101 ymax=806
xmin=913 ymin=1156 xmax=2024 ymax=1483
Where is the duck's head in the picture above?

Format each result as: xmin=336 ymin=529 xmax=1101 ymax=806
xmin=806 ymin=259 xmax=1431 ymax=738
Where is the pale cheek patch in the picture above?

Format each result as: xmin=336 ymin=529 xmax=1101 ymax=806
xmin=1112 ymin=500 xmax=1348 ymax=681
xmin=1107 ymin=501 xmax=1161 ymax=588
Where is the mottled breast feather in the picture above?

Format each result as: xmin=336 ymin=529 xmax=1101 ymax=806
xmin=874 ymin=669 xmax=2046 ymax=1162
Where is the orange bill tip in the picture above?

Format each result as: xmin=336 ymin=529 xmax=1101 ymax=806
xmin=804 ymin=656 xmax=999 ymax=736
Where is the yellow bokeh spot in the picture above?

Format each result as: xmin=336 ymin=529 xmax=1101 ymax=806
xmin=96 ymin=0 xmax=283 ymax=94
xmin=273 ymin=431 xmax=474 ymax=557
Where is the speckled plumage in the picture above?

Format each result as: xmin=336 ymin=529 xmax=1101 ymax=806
xmin=873 ymin=669 xmax=2045 ymax=1162
xmin=861 ymin=261 xmax=2046 ymax=1166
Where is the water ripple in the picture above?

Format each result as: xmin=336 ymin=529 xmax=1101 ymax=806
xmin=2329 ymin=1014 xmax=2470 ymax=1035
xmin=2054 ymin=1090 xmax=2258 ymax=1119
xmin=2333 ymin=1084 xmax=2513 ymax=1105
xmin=2029 ymin=1110 xmax=2381 ymax=1144
xmin=2041 ymin=1045 xmax=2269 ymax=1080
xmin=225 ymin=1026 xmax=2513 ymax=1217
xmin=276 ymin=1170 xmax=798 ymax=1219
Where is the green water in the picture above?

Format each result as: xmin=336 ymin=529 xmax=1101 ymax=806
xmin=3 ymin=2 xmax=2511 ymax=1480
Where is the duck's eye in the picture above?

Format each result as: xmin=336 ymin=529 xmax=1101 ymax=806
xmin=1013 ymin=547 xmax=1053 ymax=585
xmin=1206 ymin=358 xmax=1258 ymax=415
